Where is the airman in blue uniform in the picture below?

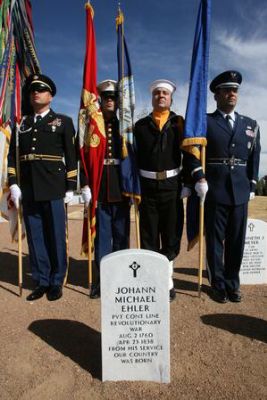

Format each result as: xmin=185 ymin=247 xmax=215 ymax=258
xmin=205 ymin=70 xmax=261 ymax=303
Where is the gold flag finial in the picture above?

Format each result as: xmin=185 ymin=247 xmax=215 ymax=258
xmin=85 ymin=1 xmax=94 ymax=18
xmin=116 ymin=7 xmax=124 ymax=30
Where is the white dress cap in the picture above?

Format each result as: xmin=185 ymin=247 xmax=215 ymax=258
xmin=150 ymin=79 xmax=176 ymax=94
xmin=97 ymin=79 xmax=117 ymax=95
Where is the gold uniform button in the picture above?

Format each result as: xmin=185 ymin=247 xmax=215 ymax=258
xmin=108 ymin=153 xmax=112 ymax=157
xmin=108 ymin=128 xmax=112 ymax=133
xmin=34 ymin=129 xmax=37 ymax=132
xmin=32 ymin=138 xmax=37 ymax=141
xmin=108 ymin=139 xmax=112 ymax=143
xmin=31 ymin=147 xmax=35 ymax=151
xmin=108 ymin=146 xmax=112 ymax=150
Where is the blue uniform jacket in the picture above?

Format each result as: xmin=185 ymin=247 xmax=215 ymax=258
xmin=206 ymin=110 xmax=261 ymax=205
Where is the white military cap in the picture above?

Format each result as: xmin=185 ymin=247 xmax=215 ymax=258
xmin=150 ymin=79 xmax=176 ymax=94
xmin=97 ymin=79 xmax=118 ymax=95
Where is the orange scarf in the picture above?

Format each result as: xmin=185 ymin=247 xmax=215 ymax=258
xmin=152 ymin=110 xmax=170 ymax=131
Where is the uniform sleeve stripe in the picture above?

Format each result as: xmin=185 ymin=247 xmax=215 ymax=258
xmin=191 ymin=167 xmax=203 ymax=177
xmin=8 ymin=168 xmax=16 ymax=175
xmin=67 ymin=170 xmax=78 ymax=178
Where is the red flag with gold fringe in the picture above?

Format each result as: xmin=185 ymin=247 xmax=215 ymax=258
xmin=78 ymin=2 xmax=106 ymax=254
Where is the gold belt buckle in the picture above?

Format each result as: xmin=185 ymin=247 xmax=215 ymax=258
xmin=156 ymin=171 xmax=167 ymax=180
xmin=28 ymin=154 xmax=35 ymax=161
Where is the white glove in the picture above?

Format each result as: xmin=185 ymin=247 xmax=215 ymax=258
xmin=249 ymin=192 xmax=255 ymax=201
xmin=195 ymin=180 xmax=208 ymax=203
xmin=10 ymin=184 xmax=22 ymax=209
xmin=64 ymin=190 xmax=74 ymax=204
xmin=81 ymin=186 xmax=92 ymax=206
xmin=180 ymin=186 xmax=192 ymax=199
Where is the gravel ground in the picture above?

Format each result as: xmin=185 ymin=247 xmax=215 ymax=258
xmin=0 ymin=198 xmax=266 ymax=400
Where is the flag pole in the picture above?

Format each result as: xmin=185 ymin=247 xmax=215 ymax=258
xmin=118 ymin=6 xmax=141 ymax=249
xmin=63 ymin=203 xmax=69 ymax=286
xmin=134 ymin=201 xmax=140 ymax=248
xmin=198 ymin=145 xmax=206 ymax=297
xmin=15 ymin=124 xmax=23 ymax=296
xmin=17 ymin=204 xmax=23 ymax=296
xmin=87 ymin=205 xmax=92 ymax=290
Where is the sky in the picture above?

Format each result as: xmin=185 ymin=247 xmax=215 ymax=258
xmin=32 ymin=0 xmax=267 ymax=178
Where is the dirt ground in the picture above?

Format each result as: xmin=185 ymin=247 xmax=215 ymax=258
xmin=0 ymin=197 xmax=266 ymax=400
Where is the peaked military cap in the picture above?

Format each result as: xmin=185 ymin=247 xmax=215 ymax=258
xmin=97 ymin=79 xmax=118 ymax=97
xmin=27 ymin=73 xmax=57 ymax=96
xmin=210 ymin=70 xmax=242 ymax=93
xmin=150 ymin=79 xmax=176 ymax=94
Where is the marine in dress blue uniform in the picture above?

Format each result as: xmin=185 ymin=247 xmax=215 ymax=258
xmin=80 ymin=80 xmax=130 ymax=299
xmin=8 ymin=74 xmax=77 ymax=301
xmin=205 ymin=70 xmax=261 ymax=303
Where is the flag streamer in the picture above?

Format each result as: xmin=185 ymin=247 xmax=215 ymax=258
xmin=0 ymin=0 xmax=40 ymax=238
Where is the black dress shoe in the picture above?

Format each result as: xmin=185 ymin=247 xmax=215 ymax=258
xmin=228 ymin=290 xmax=242 ymax=303
xmin=26 ymin=286 xmax=48 ymax=301
xmin=169 ymin=288 xmax=176 ymax=302
xmin=47 ymin=285 xmax=63 ymax=301
xmin=211 ymin=288 xmax=228 ymax=303
xmin=90 ymin=283 xmax=100 ymax=299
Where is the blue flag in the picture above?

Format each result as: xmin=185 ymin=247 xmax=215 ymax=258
xmin=116 ymin=9 xmax=141 ymax=203
xmin=182 ymin=0 xmax=211 ymax=159
xmin=182 ymin=0 xmax=211 ymax=249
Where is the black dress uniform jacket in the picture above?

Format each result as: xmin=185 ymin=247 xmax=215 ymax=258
xmin=98 ymin=117 xmax=124 ymax=203
xmin=80 ymin=116 xmax=124 ymax=203
xmin=206 ymin=110 xmax=261 ymax=205
xmin=8 ymin=109 xmax=77 ymax=201
xmin=134 ymin=112 xmax=199 ymax=189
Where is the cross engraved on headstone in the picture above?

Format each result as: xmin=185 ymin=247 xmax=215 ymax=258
xmin=248 ymin=222 xmax=255 ymax=232
xmin=129 ymin=261 xmax=140 ymax=277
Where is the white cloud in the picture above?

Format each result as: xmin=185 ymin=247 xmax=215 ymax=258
xmin=209 ymin=26 xmax=267 ymax=177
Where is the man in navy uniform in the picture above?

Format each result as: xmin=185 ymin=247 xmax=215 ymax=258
xmin=205 ymin=70 xmax=261 ymax=303
xmin=134 ymin=79 xmax=207 ymax=302
xmin=81 ymin=80 xmax=131 ymax=299
xmin=8 ymin=74 xmax=77 ymax=301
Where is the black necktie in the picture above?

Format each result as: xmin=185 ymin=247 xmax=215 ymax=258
xmin=36 ymin=115 xmax=42 ymax=123
xmin=225 ymin=115 xmax=233 ymax=131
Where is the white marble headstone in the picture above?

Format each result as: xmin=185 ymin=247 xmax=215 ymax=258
xmin=240 ymin=219 xmax=267 ymax=284
xmin=101 ymin=249 xmax=170 ymax=383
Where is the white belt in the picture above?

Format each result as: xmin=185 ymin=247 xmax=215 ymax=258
xmin=103 ymin=158 xmax=120 ymax=165
xmin=139 ymin=168 xmax=180 ymax=180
